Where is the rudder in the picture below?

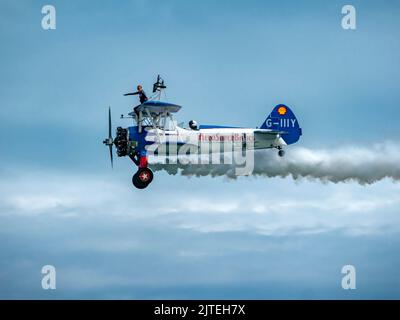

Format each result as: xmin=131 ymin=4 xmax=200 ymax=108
xmin=260 ymin=104 xmax=302 ymax=145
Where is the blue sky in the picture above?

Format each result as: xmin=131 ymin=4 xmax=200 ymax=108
xmin=0 ymin=0 xmax=400 ymax=299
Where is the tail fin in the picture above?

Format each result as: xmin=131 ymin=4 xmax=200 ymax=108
xmin=260 ymin=104 xmax=302 ymax=145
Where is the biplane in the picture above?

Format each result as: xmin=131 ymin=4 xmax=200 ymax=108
xmin=103 ymin=76 xmax=302 ymax=189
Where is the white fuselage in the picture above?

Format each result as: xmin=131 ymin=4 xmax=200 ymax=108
xmin=143 ymin=126 xmax=285 ymax=155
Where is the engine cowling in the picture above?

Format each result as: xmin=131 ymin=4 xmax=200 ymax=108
xmin=114 ymin=127 xmax=128 ymax=157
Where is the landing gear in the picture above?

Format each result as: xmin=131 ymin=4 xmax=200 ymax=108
xmin=129 ymin=152 xmax=140 ymax=166
xmin=278 ymin=149 xmax=285 ymax=157
xmin=132 ymin=167 xmax=153 ymax=189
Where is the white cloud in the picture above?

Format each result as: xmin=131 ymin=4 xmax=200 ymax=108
xmin=0 ymin=168 xmax=399 ymax=238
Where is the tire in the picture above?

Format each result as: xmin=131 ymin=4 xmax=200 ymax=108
xmin=278 ymin=149 xmax=285 ymax=157
xmin=132 ymin=168 xmax=153 ymax=189
xmin=132 ymin=173 xmax=147 ymax=189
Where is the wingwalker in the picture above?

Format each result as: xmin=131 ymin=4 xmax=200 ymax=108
xmin=103 ymin=75 xmax=302 ymax=189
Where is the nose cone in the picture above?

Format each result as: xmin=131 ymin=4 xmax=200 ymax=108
xmin=103 ymin=137 xmax=113 ymax=146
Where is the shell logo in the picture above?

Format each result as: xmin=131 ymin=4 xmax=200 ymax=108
xmin=278 ymin=106 xmax=287 ymax=115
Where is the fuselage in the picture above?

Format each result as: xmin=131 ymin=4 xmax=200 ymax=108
xmin=127 ymin=125 xmax=285 ymax=157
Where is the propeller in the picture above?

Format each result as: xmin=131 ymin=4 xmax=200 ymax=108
xmin=102 ymin=107 xmax=114 ymax=168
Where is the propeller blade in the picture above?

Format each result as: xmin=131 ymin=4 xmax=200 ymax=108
xmin=109 ymin=145 xmax=113 ymax=168
xmin=108 ymin=107 xmax=112 ymax=139
xmin=124 ymin=92 xmax=135 ymax=96
xmin=103 ymin=106 xmax=113 ymax=169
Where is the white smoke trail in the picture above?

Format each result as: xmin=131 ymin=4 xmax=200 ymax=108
xmin=149 ymin=142 xmax=400 ymax=184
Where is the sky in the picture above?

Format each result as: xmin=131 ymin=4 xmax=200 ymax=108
xmin=0 ymin=0 xmax=400 ymax=299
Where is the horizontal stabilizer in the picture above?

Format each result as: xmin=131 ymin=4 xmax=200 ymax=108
xmin=254 ymin=129 xmax=288 ymax=135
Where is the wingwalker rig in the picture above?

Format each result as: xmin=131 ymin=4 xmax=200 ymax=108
xmin=103 ymin=75 xmax=179 ymax=189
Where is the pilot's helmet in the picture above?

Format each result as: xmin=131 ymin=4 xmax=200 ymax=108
xmin=189 ymin=120 xmax=198 ymax=130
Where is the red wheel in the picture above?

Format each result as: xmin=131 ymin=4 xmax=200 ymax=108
xmin=138 ymin=169 xmax=151 ymax=183
xmin=132 ymin=168 xmax=153 ymax=189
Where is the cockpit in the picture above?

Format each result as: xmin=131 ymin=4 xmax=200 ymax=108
xmin=128 ymin=100 xmax=182 ymax=133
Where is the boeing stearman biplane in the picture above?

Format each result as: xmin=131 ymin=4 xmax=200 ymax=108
xmin=103 ymin=75 xmax=302 ymax=189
